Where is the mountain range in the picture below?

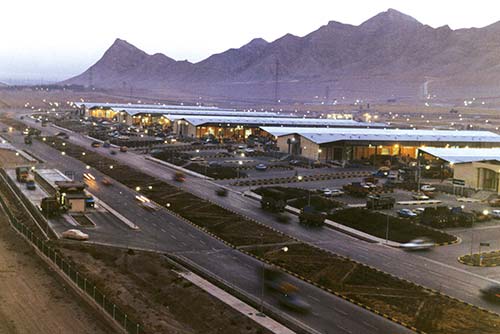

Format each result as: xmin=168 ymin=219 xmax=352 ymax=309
xmin=63 ymin=9 xmax=500 ymax=103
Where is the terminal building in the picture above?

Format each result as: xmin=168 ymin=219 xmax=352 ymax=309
xmin=262 ymin=127 xmax=500 ymax=162
xmin=418 ymin=147 xmax=500 ymax=194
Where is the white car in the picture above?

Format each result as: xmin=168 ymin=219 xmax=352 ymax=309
xmin=492 ymin=210 xmax=500 ymax=219
xmin=421 ymin=184 xmax=436 ymax=192
xmin=412 ymin=193 xmax=430 ymax=201
xmin=413 ymin=207 xmax=426 ymax=215
xmin=326 ymin=189 xmax=344 ymax=197
xmin=62 ymin=229 xmax=89 ymax=241
xmin=400 ymin=238 xmax=435 ymax=251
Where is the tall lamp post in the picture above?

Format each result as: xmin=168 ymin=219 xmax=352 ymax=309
xmin=237 ymin=160 xmax=243 ymax=179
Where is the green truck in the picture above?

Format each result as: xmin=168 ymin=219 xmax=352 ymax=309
xmin=366 ymin=194 xmax=396 ymax=209
xmin=298 ymin=205 xmax=325 ymax=227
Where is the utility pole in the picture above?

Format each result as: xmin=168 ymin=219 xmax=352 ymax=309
xmin=274 ymin=59 xmax=279 ymax=104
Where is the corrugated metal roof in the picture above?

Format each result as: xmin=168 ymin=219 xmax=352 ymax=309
xmin=78 ymin=102 xmax=232 ymax=111
xmin=172 ymin=115 xmax=384 ymax=128
xmin=418 ymin=147 xmax=500 ymax=164
xmin=118 ymin=108 xmax=282 ymax=117
xmin=80 ymin=103 xmax=283 ymax=117
xmin=260 ymin=126 xmax=500 ymax=144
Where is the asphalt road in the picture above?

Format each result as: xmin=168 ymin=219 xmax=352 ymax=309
xmin=2 ymin=117 xmax=414 ymax=334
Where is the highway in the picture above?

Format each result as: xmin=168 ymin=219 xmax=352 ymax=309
xmin=1 ymin=117 xmax=414 ymax=334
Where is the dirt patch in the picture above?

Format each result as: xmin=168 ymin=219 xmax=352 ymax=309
xmin=57 ymin=243 xmax=271 ymax=334
xmin=0 ymin=205 xmax=115 ymax=334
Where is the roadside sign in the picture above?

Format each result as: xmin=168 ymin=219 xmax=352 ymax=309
xmin=480 ymin=242 xmax=490 ymax=247
xmin=452 ymin=179 xmax=465 ymax=186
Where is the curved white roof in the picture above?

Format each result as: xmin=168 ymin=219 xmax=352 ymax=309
xmin=261 ymin=126 xmax=500 ymax=144
xmin=172 ymin=115 xmax=384 ymax=128
xmin=418 ymin=147 xmax=500 ymax=164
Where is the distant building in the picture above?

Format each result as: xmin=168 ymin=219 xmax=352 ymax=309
xmin=418 ymin=147 xmax=500 ymax=194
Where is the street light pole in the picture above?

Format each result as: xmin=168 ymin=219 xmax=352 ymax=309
xmin=258 ymin=233 xmax=265 ymax=317
xmin=386 ymin=214 xmax=389 ymax=244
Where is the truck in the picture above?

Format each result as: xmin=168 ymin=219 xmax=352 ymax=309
xmin=15 ymin=166 xmax=30 ymax=183
xmin=342 ymin=182 xmax=371 ymax=197
xmin=298 ymin=205 xmax=325 ymax=227
xmin=420 ymin=206 xmax=474 ymax=228
xmin=260 ymin=188 xmax=286 ymax=213
xmin=366 ymin=194 xmax=395 ymax=209
xmin=41 ymin=197 xmax=61 ymax=218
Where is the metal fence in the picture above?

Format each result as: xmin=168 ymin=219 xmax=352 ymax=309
xmin=0 ymin=190 xmax=143 ymax=334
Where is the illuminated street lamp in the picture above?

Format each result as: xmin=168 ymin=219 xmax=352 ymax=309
xmin=237 ymin=160 xmax=243 ymax=179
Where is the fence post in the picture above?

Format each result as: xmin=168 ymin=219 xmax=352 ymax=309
xmin=84 ymin=278 xmax=87 ymax=293
xmin=93 ymin=286 xmax=96 ymax=299
xmin=136 ymin=324 xmax=140 ymax=334
xmin=113 ymin=304 xmax=116 ymax=319
xmin=103 ymin=294 xmax=105 ymax=308
xmin=124 ymin=314 xmax=127 ymax=330
xmin=76 ymin=271 xmax=78 ymax=286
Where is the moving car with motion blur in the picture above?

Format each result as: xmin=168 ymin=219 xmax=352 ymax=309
xmin=480 ymin=284 xmax=500 ymax=302
xmin=400 ymin=238 xmax=435 ymax=251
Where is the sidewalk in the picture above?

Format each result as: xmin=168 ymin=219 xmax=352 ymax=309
xmin=177 ymin=270 xmax=296 ymax=334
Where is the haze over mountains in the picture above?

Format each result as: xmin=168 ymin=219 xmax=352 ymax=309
xmin=64 ymin=9 xmax=500 ymax=103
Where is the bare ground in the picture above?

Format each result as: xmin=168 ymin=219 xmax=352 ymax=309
xmin=0 ymin=209 xmax=116 ymax=334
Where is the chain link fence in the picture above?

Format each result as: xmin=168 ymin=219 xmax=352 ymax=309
xmin=0 ymin=189 xmax=143 ymax=334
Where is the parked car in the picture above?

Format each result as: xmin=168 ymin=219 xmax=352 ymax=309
xmin=110 ymin=150 xmax=117 ymax=155
xmin=492 ymin=210 xmax=500 ymax=219
xmin=413 ymin=207 xmax=426 ymax=215
xmin=421 ymin=184 xmax=436 ymax=192
xmin=62 ymin=229 xmax=89 ymax=241
xmin=412 ymin=193 xmax=430 ymax=201
xmin=119 ymin=146 xmax=128 ymax=152
xmin=91 ymin=141 xmax=101 ymax=148
xmin=25 ymin=180 xmax=36 ymax=190
xmin=322 ymin=188 xmax=344 ymax=197
xmin=400 ymin=238 xmax=435 ymax=251
xmin=255 ymin=163 xmax=268 ymax=171
xmin=190 ymin=156 xmax=205 ymax=162
xmin=398 ymin=208 xmax=418 ymax=218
